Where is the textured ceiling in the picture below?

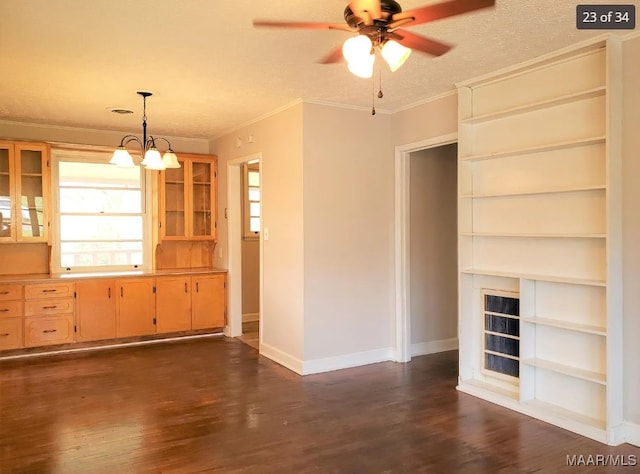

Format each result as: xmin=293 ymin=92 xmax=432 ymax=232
xmin=0 ymin=0 xmax=634 ymax=140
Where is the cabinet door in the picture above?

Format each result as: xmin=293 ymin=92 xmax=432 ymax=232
xmin=76 ymin=279 xmax=117 ymax=342
xmin=156 ymin=276 xmax=191 ymax=333
xmin=116 ymin=278 xmax=156 ymax=337
xmin=192 ymin=274 xmax=226 ymax=329
xmin=14 ymin=143 xmax=49 ymax=242
xmin=0 ymin=318 xmax=23 ymax=350
xmin=190 ymin=159 xmax=216 ymax=240
xmin=0 ymin=142 xmax=15 ymax=241
xmin=159 ymin=160 xmax=188 ymax=240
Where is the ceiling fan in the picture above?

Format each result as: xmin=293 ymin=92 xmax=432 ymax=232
xmin=254 ymin=0 xmax=495 ymax=78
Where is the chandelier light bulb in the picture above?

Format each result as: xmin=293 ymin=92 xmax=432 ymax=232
xmin=109 ymin=147 xmax=135 ymax=167
xmin=162 ymin=150 xmax=181 ymax=169
xmin=141 ymin=147 xmax=166 ymax=170
xmin=347 ymin=53 xmax=375 ymax=79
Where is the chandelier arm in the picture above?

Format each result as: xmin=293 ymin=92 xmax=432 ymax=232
xmin=152 ymin=137 xmax=174 ymax=151
xmin=120 ymin=135 xmax=144 ymax=150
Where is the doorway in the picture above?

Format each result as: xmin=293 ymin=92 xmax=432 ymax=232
xmin=226 ymin=154 xmax=262 ymax=349
xmin=394 ymin=133 xmax=458 ymax=362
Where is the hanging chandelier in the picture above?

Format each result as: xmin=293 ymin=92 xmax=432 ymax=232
xmin=110 ymin=91 xmax=180 ymax=170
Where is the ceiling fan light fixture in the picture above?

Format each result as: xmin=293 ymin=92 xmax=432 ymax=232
xmin=109 ymin=146 xmax=135 ymax=167
xmin=347 ymin=53 xmax=375 ymax=78
xmin=342 ymin=35 xmax=373 ymax=63
xmin=381 ymin=40 xmax=412 ymax=72
xmin=141 ymin=147 xmax=166 ymax=170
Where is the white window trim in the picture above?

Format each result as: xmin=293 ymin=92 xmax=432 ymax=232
xmin=50 ymin=147 xmax=153 ymax=274
xmin=242 ymin=162 xmax=260 ymax=240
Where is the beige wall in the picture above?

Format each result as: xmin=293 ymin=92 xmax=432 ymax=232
xmin=211 ymin=103 xmax=305 ymax=361
xmin=302 ymin=102 xmax=394 ymax=361
xmin=241 ymin=239 xmax=260 ymax=316
xmin=0 ymin=120 xmax=209 ymax=154
xmin=409 ymin=144 xmax=458 ymax=346
xmin=622 ymin=34 xmax=640 ymax=426
xmin=391 ymin=92 xmax=458 ymax=146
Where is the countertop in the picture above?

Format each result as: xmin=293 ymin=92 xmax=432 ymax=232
xmin=0 ymin=267 xmax=227 ymax=284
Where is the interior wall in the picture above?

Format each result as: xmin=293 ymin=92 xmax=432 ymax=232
xmin=302 ymin=102 xmax=393 ymax=362
xmin=622 ymin=33 xmax=640 ymax=427
xmin=0 ymin=121 xmax=209 ymax=154
xmin=210 ymin=103 xmax=305 ymax=363
xmin=391 ymin=92 xmax=458 ymax=146
xmin=409 ymin=144 xmax=458 ymax=348
xmin=241 ymin=239 xmax=260 ymax=317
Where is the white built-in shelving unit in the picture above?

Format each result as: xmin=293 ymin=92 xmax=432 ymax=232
xmin=456 ymin=36 xmax=624 ymax=444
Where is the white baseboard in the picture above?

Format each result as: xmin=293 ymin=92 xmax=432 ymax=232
xmin=411 ymin=338 xmax=458 ymax=357
xmin=259 ymin=342 xmax=304 ymax=375
xmin=624 ymin=421 xmax=640 ymax=447
xmin=302 ymin=347 xmax=395 ymax=375
xmin=242 ymin=312 xmax=260 ymax=323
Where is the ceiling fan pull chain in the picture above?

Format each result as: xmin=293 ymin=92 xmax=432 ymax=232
xmin=378 ymin=68 xmax=384 ymax=99
xmin=371 ymin=72 xmax=376 ymax=115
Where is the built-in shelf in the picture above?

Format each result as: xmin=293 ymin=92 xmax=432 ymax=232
xmin=523 ymin=317 xmax=606 ymax=336
xmin=521 ymin=358 xmax=606 ymax=385
xmin=484 ymin=349 xmax=520 ymax=361
xmin=461 ymin=269 xmax=606 ymax=287
xmin=523 ymin=399 xmax=606 ymax=431
xmin=459 ymin=136 xmax=606 ymax=162
xmin=461 ymin=87 xmax=606 ymax=125
xmin=460 ymin=232 xmax=606 ymax=239
xmin=460 ymin=184 xmax=606 ymax=199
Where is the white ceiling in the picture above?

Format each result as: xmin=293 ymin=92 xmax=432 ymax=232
xmin=0 ymin=0 xmax=634 ymax=140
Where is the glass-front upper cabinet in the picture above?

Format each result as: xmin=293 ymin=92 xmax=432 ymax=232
xmin=159 ymin=154 xmax=216 ymax=241
xmin=0 ymin=141 xmax=49 ymax=242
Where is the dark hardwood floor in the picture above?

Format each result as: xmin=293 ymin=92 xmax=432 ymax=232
xmin=1 ymin=337 xmax=638 ymax=473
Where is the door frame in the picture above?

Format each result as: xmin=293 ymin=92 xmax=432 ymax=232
xmin=394 ymin=133 xmax=458 ymax=362
xmin=225 ymin=153 xmax=263 ymax=340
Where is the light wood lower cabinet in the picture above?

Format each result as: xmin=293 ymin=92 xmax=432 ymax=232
xmin=23 ymin=281 xmax=75 ymax=347
xmin=75 ymin=279 xmax=116 ymax=342
xmin=156 ymin=276 xmax=192 ymax=333
xmin=0 ymin=317 xmax=23 ymax=350
xmin=192 ymin=274 xmax=226 ymax=330
xmin=116 ymin=278 xmax=156 ymax=337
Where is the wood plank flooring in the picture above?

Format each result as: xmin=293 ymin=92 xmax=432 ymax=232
xmin=0 ymin=337 xmax=638 ymax=473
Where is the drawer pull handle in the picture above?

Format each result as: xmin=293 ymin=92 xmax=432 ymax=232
xmin=43 ymin=329 xmax=57 ymax=334
xmin=42 ymin=289 xmax=57 ymax=293
xmin=43 ymin=305 xmax=58 ymax=310
xmin=185 ymin=282 xmax=188 ymax=293
xmin=0 ymin=309 xmax=8 ymax=312
xmin=196 ymin=282 xmax=199 ymax=292
xmin=1 ymin=333 xmax=10 ymax=337
xmin=0 ymin=291 xmax=9 ymax=295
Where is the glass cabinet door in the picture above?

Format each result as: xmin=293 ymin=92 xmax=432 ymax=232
xmin=0 ymin=142 xmax=14 ymax=240
xmin=16 ymin=144 xmax=48 ymax=241
xmin=190 ymin=160 xmax=214 ymax=239
xmin=161 ymin=161 xmax=187 ymax=239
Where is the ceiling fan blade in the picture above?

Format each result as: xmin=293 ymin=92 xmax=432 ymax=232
xmin=253 ymin=20 xmax=354 ymax=32
xmin=389 ymin=29 xmax=452 ymax=57
xmin=392 ymin=0 xmax=495 ymax=27
xmin=318 ymin=45 xmax=345 ymax=64
xmin=348 ymin=0 xmax=383 ymax=22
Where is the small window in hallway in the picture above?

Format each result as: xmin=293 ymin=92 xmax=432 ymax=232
xmin=243 ymin=163 xmax=260 ymax=239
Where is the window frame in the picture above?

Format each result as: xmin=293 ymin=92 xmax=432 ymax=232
xmin=242 ymin=162 xmax=260 ymax=240
xmin=51 ymin=147 xmax=153 ymax=274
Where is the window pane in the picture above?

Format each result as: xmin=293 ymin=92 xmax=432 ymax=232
xmin=247 ymin=170 xmax=260 ymax=187
xmin=248 ymin=187 xmax=260 ymax=201
xmin=60 ymin=215 xmax=143 ymax=240
xmin=59 ymin=188 xmax=142 ymax=213
xmin=61 ymin=241 xmax=143 ymax=268
xmin=249 ymin=202 xmax=260 ymax=218
xmin=59 ymin=162 xmax=141 ymax=188
xmin=249 ymin=217 xmax=260 ymax=233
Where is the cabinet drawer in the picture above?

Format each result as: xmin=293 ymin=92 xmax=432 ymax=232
xmin=25 ymin=297 xmax=74 ymax=316
xmin=0 ymin=285 xmax=22 ymax=301
xmin=24 ymin=282 xmax=74 ymax=300
xmin=24 ymin=315 xmax=74 ymax=347
xmin=0 ymin=300 xmax=23 ymax=318
xmin=0 ymin=318 xmax=24 ymax=350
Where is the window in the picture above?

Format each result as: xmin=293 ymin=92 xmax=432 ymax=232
xmin=482 ymin=289 xmax=520 ymax=380
xmin=52 ymin=149 xmax=150 ymax=272
xmin=243 ymin=163 xmax=260 ymax=239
